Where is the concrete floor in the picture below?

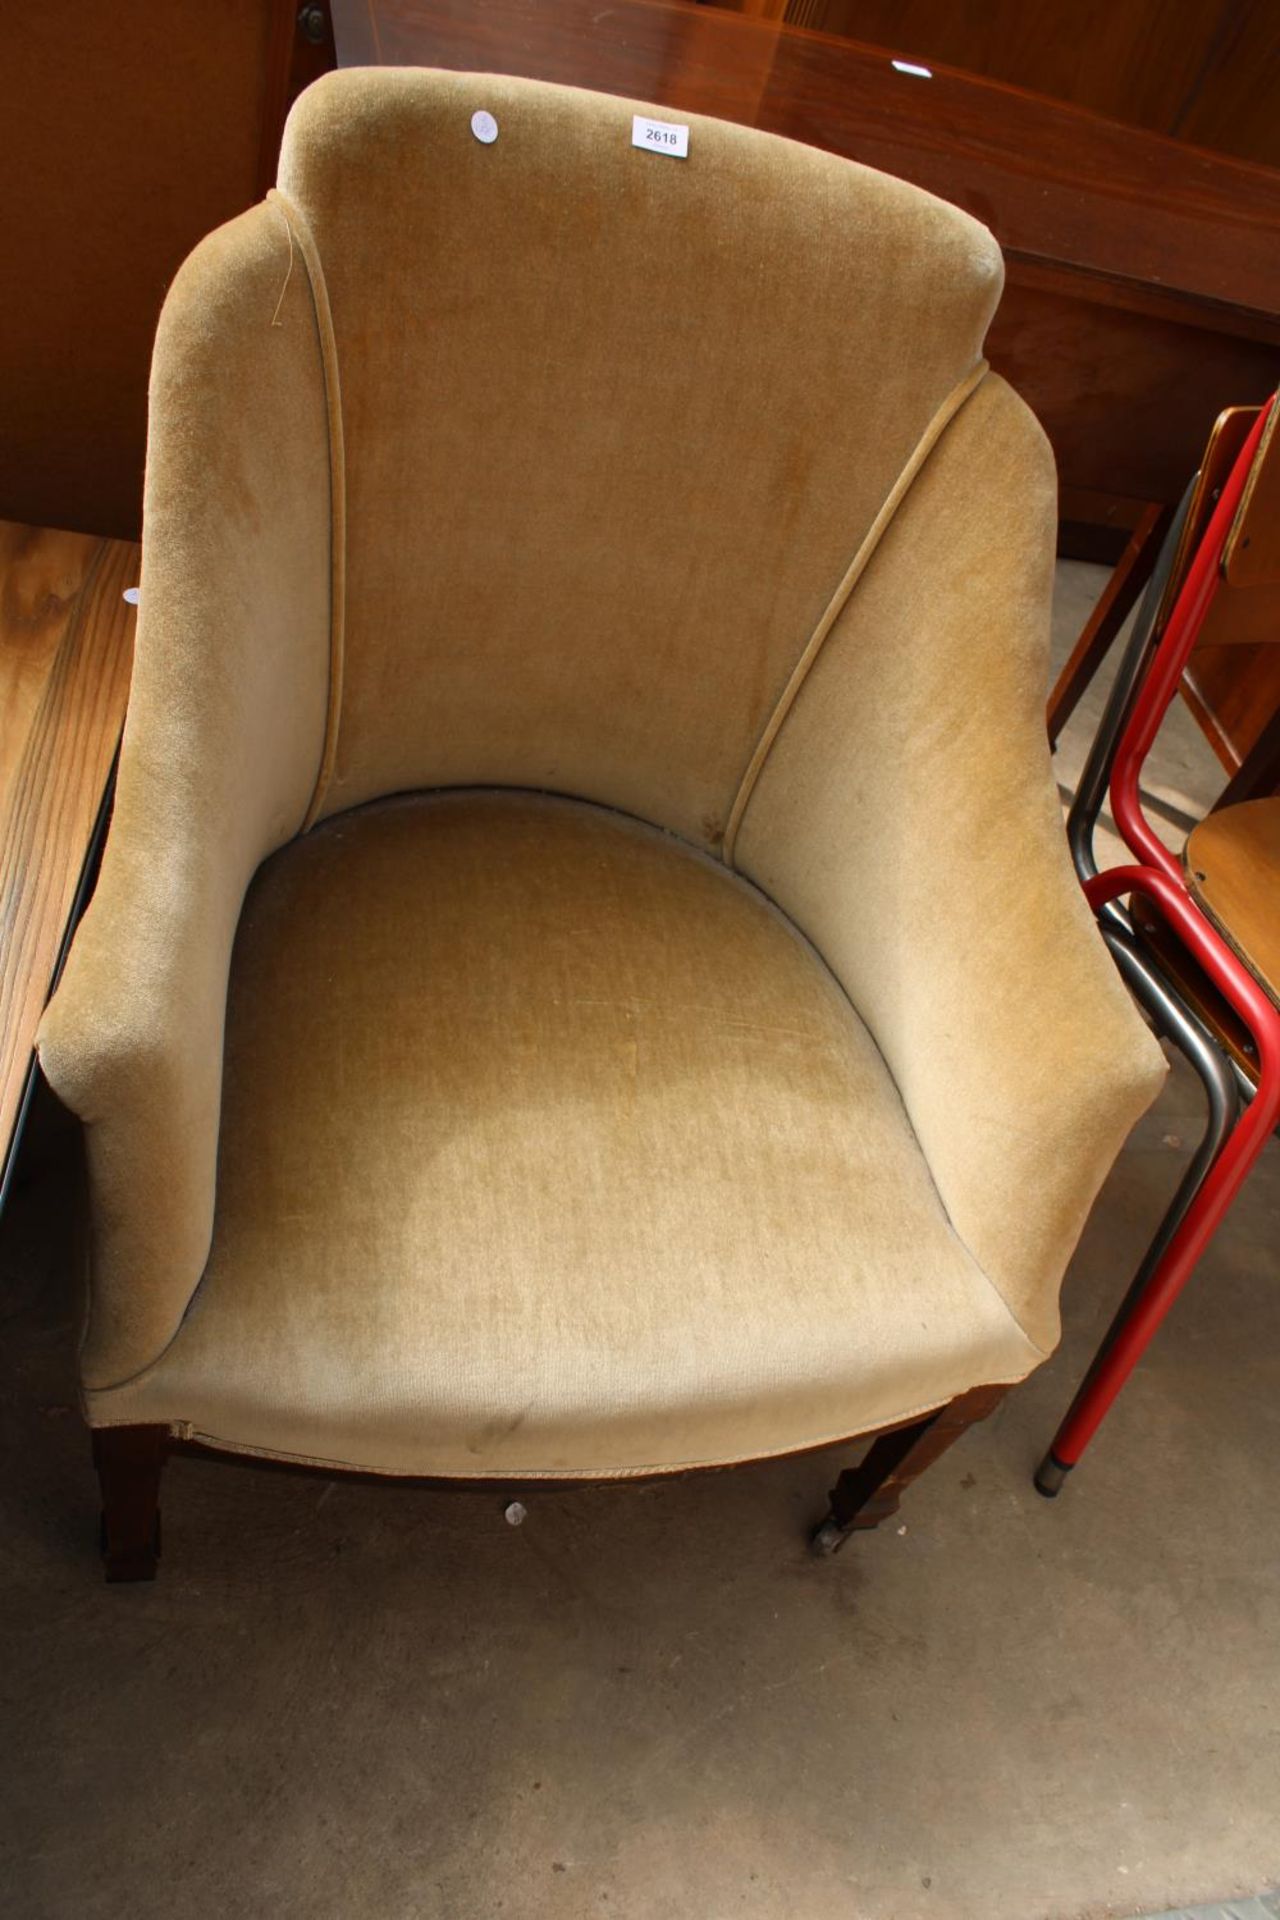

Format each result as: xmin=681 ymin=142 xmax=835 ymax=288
xmin=1 ymin=567 xmax=1278 ymax=1920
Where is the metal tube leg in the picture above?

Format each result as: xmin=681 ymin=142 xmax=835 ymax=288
xmin=1038 ymin=868 xmax=1280 ymax=1485
xmin=1065 ymin=482 xmax=1193 ymax=897
xmin=1034 ymin=930 xmax=1240 ymax=1497
xmin=1045 ymin=1079 xmax=1273 ymax=1475
xmin=1034 ymin=1116 xmax=1227 ymax=1495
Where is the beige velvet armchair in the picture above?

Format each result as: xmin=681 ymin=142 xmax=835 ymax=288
xmin=37 ymin=69 xmax=1165 ymax=1580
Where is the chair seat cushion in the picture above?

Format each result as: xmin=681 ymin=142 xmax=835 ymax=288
xmin=90 ymin=792 xmax=1040 ymax=1474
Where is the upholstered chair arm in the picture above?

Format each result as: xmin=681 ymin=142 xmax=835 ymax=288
xmin=734 ymin=374 xmax=1167 ymax=1357
xmin=36 ymin=203 xmax=334 ymax=1390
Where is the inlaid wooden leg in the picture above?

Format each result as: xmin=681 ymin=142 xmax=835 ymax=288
xmin=93 ymin=1424 xmax=167 ymax=1582
xmin=811 ymin=1386 xmax=1006 ymax=1555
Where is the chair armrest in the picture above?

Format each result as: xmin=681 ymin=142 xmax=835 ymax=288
xmin=37 ymin=201 xmax=334 ymax=1389
xmin=38 ymin=834 xmax=247 ymax=1391
xmin=735 ymin=374 xmax=1167 ymax=1355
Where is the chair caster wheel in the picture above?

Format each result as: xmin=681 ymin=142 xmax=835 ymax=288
xmin=810 ymin=1517 xmax=847 ymax=1557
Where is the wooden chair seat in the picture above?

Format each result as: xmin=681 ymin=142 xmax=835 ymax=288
xmin=1184 ymin=798 xmax=1280 ymax=1008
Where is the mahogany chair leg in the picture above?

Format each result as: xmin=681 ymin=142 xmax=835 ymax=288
xmin=1046 ymin=502 xmax=1167 ymax=749
xmin=811 ymin=1385 xmax=1006 ymax=1555
xmin=93 ymin=1424 xmax=167 ymax=1582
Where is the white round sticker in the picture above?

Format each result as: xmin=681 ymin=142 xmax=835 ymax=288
xmin=471 ymin=110 xmax=498 ymax=145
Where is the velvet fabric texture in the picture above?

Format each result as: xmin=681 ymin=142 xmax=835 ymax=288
xmin=734 ymin=373 xmax=1159 ymax=1356
xmin=89 ymin=794 xmax=1046 ymax=1471
xmin=37 ymin=69 xmax=1165 ymax=1473
xmin=277 ymin=68 xmax=1005 ymax=843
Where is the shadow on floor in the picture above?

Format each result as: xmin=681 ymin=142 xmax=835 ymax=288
xmin=2 ymin=1066 xmax=1278 ymax=1920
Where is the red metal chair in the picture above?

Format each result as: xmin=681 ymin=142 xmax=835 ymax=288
xmin=1038 ymin=396 xmax=1280 ymax=1492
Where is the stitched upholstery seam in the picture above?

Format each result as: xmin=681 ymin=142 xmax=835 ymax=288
xmin=722 ymin=360 xmax=989 ymax=869
xmin=267 ymin=189 xmax=346 ymax=830
xmin=78 ymin=1370 xmax=1036 ymax=1476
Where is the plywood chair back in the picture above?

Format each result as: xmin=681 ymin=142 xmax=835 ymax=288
xmin=1179 ymin=402 xmax=1280 ymax=789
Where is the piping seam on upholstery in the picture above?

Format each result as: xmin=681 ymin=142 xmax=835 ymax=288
xmin=721 ymin=360 xmax=989 ymax=869
xmin=78 ymin=1377 xmax=1035 ymax=1477
xmin=267 ymin=189 xmax=346 ymax=830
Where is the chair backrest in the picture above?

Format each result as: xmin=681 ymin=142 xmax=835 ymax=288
xmin=1173 ymin=402 xmax=1280 ymax=782
xmin=274 ymin=68 xmax=1005 ymax=851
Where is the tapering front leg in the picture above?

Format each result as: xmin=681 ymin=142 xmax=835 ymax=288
xmin=93 ymin=1424 xmax=167 ymax=1582
xmin=811 ymin=1385 xmax=1006 ymax=1555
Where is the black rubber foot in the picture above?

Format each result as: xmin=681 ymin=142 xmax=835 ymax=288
xmin=1034 ymin=1452 xmax=1073 ymax=1499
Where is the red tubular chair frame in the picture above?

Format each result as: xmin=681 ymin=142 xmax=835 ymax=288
xmin=1047 ymin=393 xmax=1280 ymax=1473
xmin=1109 ymin=398 xmax=1272 ymax=883
xmin=1049 ymin=867 xmax=1280 ymax=1465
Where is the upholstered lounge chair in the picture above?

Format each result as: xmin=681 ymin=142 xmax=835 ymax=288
xmin=37 ymin=70 xmax=1166 ymax=1580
